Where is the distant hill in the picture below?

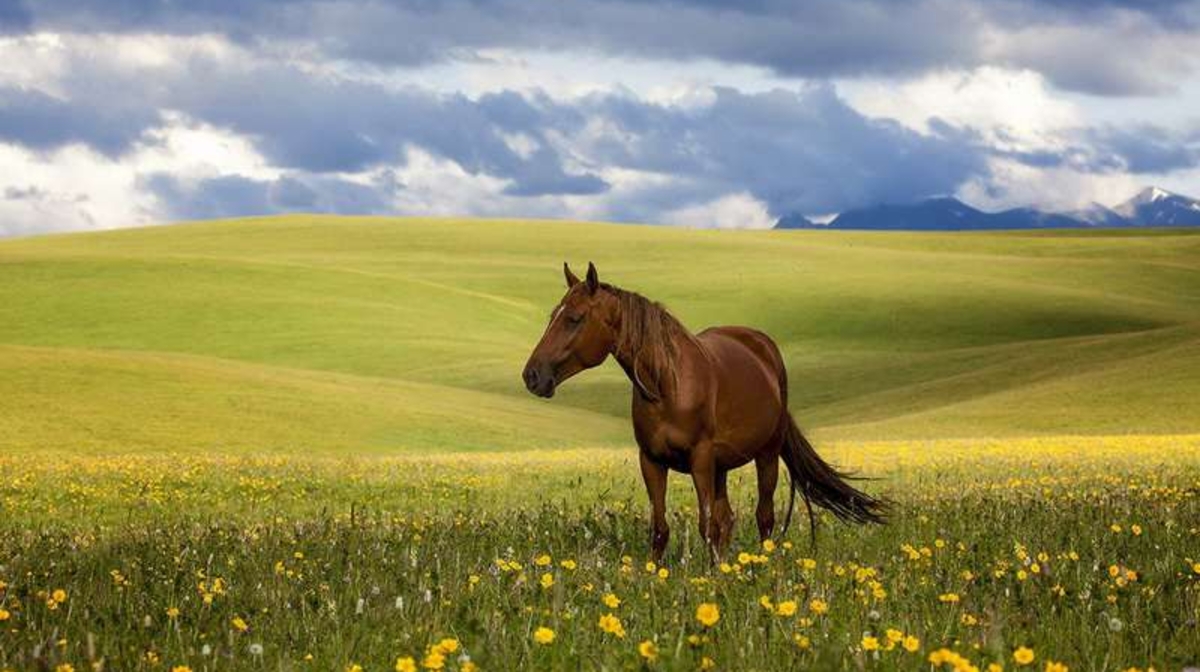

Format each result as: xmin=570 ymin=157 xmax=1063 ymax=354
xmin=0 ymin=216 xmax=1198 ymax=452
xmin=776 ymin=186 xmax=1200 ymax=231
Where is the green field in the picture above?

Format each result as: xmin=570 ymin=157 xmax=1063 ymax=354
xmin=2 ymin=218 xmax=1199 ymax=672
xmin=0 ymin=216 xmax=1198 ymax=452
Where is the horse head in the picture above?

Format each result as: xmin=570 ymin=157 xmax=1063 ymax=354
xmin=522 ymin=262 xmax=617 ymax=398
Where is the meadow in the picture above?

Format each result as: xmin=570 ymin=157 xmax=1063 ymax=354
xmin=2 ymin=436 xmax=1198 ymax=671
xmin=1 ymin=218 xmax=1199 ymax=671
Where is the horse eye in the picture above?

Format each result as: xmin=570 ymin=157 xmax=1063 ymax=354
xmin=567 ymin=314 xmax=583 ymax=325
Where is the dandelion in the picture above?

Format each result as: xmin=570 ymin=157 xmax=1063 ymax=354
xmin=51 ymin=589 xmax=67 ymax=603
xmin=0 ymin=608 xmax=10 ymax=622
xmin=1044 ymin=661 xmax=1068 ymax=672
xmin=938 ymin=593 xmax=961 ymax=603
xmin=1013 ymin=647 xmax=1035 ymax=666
xmin=560 ymin=559 xmax=577 ymax=570
xmin=249 ymin=643 xmax=264 ymax=656
xmin=862 ymin=636 xmax=881 ymax=651
xmin=794 ymin=634 xmax=811 ymax=650
xmin=602 ymin=593 xmax=621 ymax=609
xmin=170 ymin=667 xmax=193 ymax=672
xmin=657 ymin=567 xmax=669 ymax=580
xmin=395 ymin=657 xmax=417 ymax=672
xmin=903 ymin=635 xmax=920 ymax=653
xmin=776 ymin=600 xmax=798 ymax=617
xmin=533 ymin=627 xmax=555 ymax=644
xmin=534 ymin=554 xmax=551 ymax=566
xmin=55 ymin=665 xmax=74 ymax=672
xmin=762 ymin=539 xmax=776 ymax=552
xmin=422 ymin=649 xmax=446 ymax=670
xmin=231 ymin=616 xmax=249 ymax=633
xmin=346 ymin=665 xmax=363 ymax=672
xmin=700 ymin=657 xmax=716 ymax=670
xmin=539 ymin=573 xmax=554 ymax=589
xmin=598 ymin=613 xmax=626 ymax=638
xmin=638 ymin=640 xmax=658 ymax=661
xmin=165 ymin=607 xmax=180 ymax=619
xmin=808 ymin=598 xmax=828 ymax=615
xmin=695 ymin=603 xmax=720 ymax=627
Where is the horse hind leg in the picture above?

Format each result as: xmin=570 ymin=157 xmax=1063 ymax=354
xmin=754 ymin=453 xmax=779 ymax=541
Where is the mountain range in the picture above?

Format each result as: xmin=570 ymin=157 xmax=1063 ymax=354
xmin=775 ymin=186 xmax=1200 ymax=231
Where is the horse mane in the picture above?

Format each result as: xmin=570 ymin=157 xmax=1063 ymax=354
xmin=601 ymin=283 xmax=690 ymax=400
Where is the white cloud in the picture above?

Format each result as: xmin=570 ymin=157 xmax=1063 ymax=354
xmin=660 ymin=192 xmax=774 ymax=229
xmin=839 ymin=67 xmax=1081 ymax=152
xmin=0 ymin=115 xmax=277 ymax=235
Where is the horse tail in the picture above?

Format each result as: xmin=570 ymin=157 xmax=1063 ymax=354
xmin=779 ymin=413 xmax=887 ymax=545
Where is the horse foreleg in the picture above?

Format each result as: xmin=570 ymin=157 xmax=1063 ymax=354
xmin=639 ymin=451 xmax=670 ymax=562
xmin=713 ymin=469 xmax=735 ymax=557
xmin=689 ymin=446 xmax=720 ymax=562
xmin=754 ymin=454 xmax=779 ymax=541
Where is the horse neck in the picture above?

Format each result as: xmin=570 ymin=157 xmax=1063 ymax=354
xmin=608 ymin=301 xmax=696 ymax=403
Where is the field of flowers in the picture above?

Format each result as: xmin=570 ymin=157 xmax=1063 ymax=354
xmin=2 ymin=435 xmax=1198 ymax=672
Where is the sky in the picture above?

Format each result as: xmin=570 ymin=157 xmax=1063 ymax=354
xmin=0 ymin=0 xmax=1198 ymax=235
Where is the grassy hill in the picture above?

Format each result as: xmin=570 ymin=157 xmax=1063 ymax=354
xmin=0 ymin=216 xmax=1197 ymax=453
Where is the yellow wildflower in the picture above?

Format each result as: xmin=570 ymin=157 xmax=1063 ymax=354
xmin=598 ymin=613 xmax=626 ymax=638
xmin=395 ymin=657 xmax=417 ymax=672
xmin=602 ymin=593 xmax=621 ymax=609
xmin=695 ymin=602 xmax=720 ymax=627
xmin=638 ymin=640 xmax=658 ymax=661
xmin=533 ymin=627 xmax=555 ymax=644
xmin=1013 ymin=647 xmax=1035 ymax=666
xmin=422 ymin=649 xmax=445 ymax=670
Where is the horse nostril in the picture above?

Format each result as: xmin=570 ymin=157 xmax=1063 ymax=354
xmin=524 ymin=366 xmax=539 ymax=388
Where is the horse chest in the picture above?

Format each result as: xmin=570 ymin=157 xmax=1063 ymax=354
xmin=632 ymin=404 xmax=700 ymax=470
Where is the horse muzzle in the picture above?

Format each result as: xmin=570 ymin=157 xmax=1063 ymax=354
xmin=522 ymin=363 xmax=557 ymax=398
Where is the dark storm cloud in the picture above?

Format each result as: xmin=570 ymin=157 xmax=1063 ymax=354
xmin=0 ymin=86 xmax=158 ymax=156
xmin=9 ymin=0 xmax=1200 ymax=96
xmin=581 ymin=86 xmax=990 ymax=216
xmin=1083 ymin=125 xmax=1200 ymax=174
xmin=141 ymin=171 xmax=401 ymax=220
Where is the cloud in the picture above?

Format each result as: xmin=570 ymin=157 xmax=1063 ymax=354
xmin=0 ymin=85 xmax=158 ymax=156
xmin=7 ymin=0 xmax=1200 ymax=96
xmin=142 ymin=172 xmax=402 ymax=220
xmin=0 ymin=30 xmax=1196 ymax=233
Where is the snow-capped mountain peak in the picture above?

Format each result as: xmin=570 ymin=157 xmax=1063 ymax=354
xmin=1112 ymin=186 xmax=1200 ymax=226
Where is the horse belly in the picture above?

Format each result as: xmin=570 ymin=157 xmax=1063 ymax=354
xmin=703 ymin=332 xmax=785 ymax=467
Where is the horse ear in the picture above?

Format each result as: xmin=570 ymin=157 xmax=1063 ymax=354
xmin=586 ymin=261 xmax=599 ymax=294
xmin=564 ymin=262 xmax=580 ymax=288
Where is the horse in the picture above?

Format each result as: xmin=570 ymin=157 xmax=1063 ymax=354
xmin=522 ymin=262 xmax=885 ymax=561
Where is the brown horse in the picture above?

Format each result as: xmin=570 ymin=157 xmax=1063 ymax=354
xmin=523 ymin=262 xmax=885 ymax=560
